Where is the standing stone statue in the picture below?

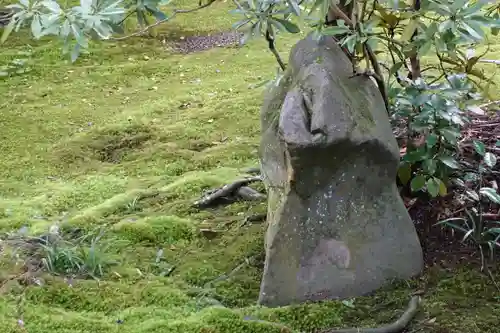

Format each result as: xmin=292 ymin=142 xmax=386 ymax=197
xmin=258 ymin=33 xmax=424 ymax=307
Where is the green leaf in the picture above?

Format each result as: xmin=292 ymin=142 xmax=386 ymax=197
xmin=464 ymin=172 xmax=479 ymax=182
xmin=285 ymin=0 xmax=300 ymax=16
xmin=438 ymin=178 xmax=448 ymax=196
xmin=426 ymin=134 xmax=438 ymax=149
xmin=145 ymin=6 xmax=168 ymax=21
xmin=1 ymin=19 xmax=16 ymax=44
xmin=484 ymin=152 xmax=497 ymax=168
xmin=232 ymin=18 xmax=252 ymax=30
xmin=466 ymin=190 xmax=480 ymax=201
xmin=461 ymin=229 xmax=474 ymax=242
xmin=460 ymin=22 xmax=484 ymax=40
xmin=42 ymin=0 xmax=62 ymax=14
xmin=397 ymin=164 xmax=412 ymax=185
xmin=480 ymin=187 xmax=500 ymax=204
xmin=423 ymin=159 xmax=437 ymax=175
xmin=70 ymin=43 xmax=81 ymax=63
xmin=342 ymin=34 xmax=357 ymax=54
xmin=136 ymin=9 xmax=147 ymax=27
xmin=410 ymin=175 xmax=426 ymax=192
xmin=322 ymin=25 xmax=350 ymax=36
xmin=438 ymin=156 xmax=461 ymax=169
xmin=366 ymin=37 xmax=378 ymax=50
xmin=30 ymin=15 xmax=44 ymax=39
xmin=441 ymin=128 xmax=461 ymax=144
xmin=451 ymin=0 xmax=468 ymax=10
xmin=426 ymin=177 xmax=440 ymax=197
xmin=435 ymin=218 xmax=468 ymax=233
xmin=271 ymin=18 xmax=300 ymax=34
xmin=473 ymin=140 xmax=486 ymax=156
xmin=439 ymin=19 xmax=455 ymax=33
xmin=418 ymin=40 xmax=432 ymax=57
xmin=402 ymin=148 xmax=428 ymax=163
xmin=389 ymin=62 xmax=404 ymax=75
xmin=400 ymin=19 xmax=418 ymax=41
xmin=451 ymin=178 xmax=466 ymax=188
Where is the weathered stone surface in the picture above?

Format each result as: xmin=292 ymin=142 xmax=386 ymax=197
xmin=258 ymin=33 xmax=424 ymax=307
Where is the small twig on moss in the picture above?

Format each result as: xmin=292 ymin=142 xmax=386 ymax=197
xmin=193 ymin=175 xmax=264 ymax=208
xmin=110 ymin=0 xmax=218 ymax=41
xmin=203 ymin=256 xmax=255 ymax=288
xmin=194 ymin=257 xmax=256 ymax=304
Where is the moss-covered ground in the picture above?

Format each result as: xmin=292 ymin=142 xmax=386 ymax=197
xmin=1 ymin=1 xmax=499 ymax=332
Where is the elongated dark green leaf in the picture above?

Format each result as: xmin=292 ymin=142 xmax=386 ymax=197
xmin=426 ymin=134 xmax=438 ymax=149
xmin=397 ymin=164 xmax=412 ymax=185
xmin=450 ymin=0 xmax=468 ymax=12
xmin=464 ymin=190 xmax=479 ymax=201
xmin=460 ymin=22 xmax=483 ymax=40
xmin=272 ymin=17 xmax=300 ymax=33
xmin=285 ymin=0 xmax=300 ymax=16
xmin=473 ymin=140 xmax=485 ymax=156
xmin=145 ymin=6 xmax=168 ymax=21
xmin=480 ymin=187 xmax=500 ymax=204
xmin=402 ymin=149 xmax=428 ymax=163
xmin=70 ymin=43 xmax=81 ymax=63
xmin=484 ymin=152 xmax=497 ymax=168
xmin=322 ymin=25 xmax=350 ymax=36
xmin=426 ymin=177 xmax=440 ymax=197
xmin=410 ymin=175 xmax=426 ymax=192
xmin=423 ymin=159 xmax=437 ymax=175
xmin=438 ymin=156 xmax=461 ymax=169
xmin=232 ymin=18 xmax=252 ymax=30
xmin=435 ymin=218 xmax=469 ymax=233
xmin=1 ymin=19 xmax=16 ymax=44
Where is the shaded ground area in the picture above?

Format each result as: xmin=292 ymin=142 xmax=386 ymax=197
xmin=407 ymin=110 xmax=500 ymax=271
xmin=0 ymin=0 xmax=499 ymax=332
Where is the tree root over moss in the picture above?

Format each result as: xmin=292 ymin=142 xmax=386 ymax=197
xmin=193 ymin=175 xmax=265 ymax=209
xmin=243 ymin=296 xmax=421 ymax=333
xmin=321 ymin=296 xmax=421 ymax=333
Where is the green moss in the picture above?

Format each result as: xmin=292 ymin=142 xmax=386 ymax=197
xmin=112 ymin=215 xmax=197 ymax=245
xmin=1 ymin=1 xmax=499 ymax=332
xmin=53 ymin=121 xmax=155 ymax=165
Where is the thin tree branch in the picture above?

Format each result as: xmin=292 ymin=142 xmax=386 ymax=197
xmin=265 ymin=28 xmax=286 ymax=71
xmin=116 ymin=9 xmax=136 ymax=26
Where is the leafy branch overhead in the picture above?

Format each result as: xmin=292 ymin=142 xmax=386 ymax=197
xmin=0 ymin=0 xmax=217 ymax=62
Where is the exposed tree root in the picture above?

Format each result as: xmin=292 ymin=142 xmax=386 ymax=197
xmin=243 ymin=296 xmax=421 ymax=333
xmin=320 ymin=296 xmax=421 ymax=333
xmin=193 ymin=175 xmax=265 ymax=209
